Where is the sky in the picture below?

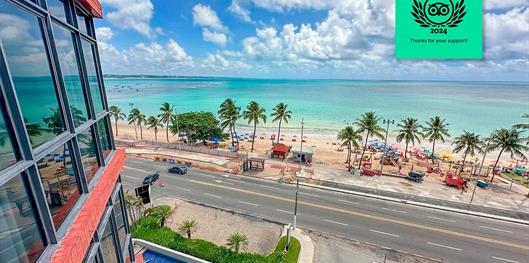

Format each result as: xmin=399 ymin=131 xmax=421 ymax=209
xmin=94 ymin=0 xmax=529 ymax=81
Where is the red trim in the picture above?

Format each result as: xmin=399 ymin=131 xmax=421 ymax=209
xmin=76 ymin=0 xmax=103 ymax=18
xmin=50 ymin=149 xmax=126 ymax=263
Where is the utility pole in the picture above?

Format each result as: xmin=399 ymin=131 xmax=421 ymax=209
xmin=293 ymin=118 xmax=304 ymax=230
xmin=380 ymin=119 xmax=394 ymax=175
xmin=471 ymin=140 xmax=490 ymax=204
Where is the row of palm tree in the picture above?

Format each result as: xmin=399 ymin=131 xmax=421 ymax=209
xmin=338 ymin=112 xmax=528 ymax=180
xmin=218 ymin=99 xmax=292 ymax=152
xmin=177 ymin=219 xmax=248 ymax=252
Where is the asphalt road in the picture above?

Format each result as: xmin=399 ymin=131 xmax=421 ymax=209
xmin=121 ymin=157 xmax=529 ymax=263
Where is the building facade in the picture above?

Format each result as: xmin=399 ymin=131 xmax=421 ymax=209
xmin=0 ymin=0 xmax=132 ymax=262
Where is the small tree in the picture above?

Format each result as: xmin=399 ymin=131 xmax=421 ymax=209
xmin=124 ymin=190 xmax=142 ymax=222
xmin=178 ymin=220 xmax=198 ymax=239
xmin=147 ymin=116 xmax=163 ymax=142
xmin=226 ymin=232 xmax=249 ymax=253
xmin=109 ymin=106 xmax=126 ymax=137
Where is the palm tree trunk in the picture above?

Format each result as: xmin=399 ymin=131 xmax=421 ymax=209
xmin=251 ymin=122 xmax=257 ymax=152
xmin=166 ymin=125 xmax=169 ymax=142
xmin=490 ymin=148 xmax=504 ymax=182
xmin=139 ymin=124 xmax=143 ymax=140
xmin=404 ymin=143 xmax=409 ymax=160
xmin=133 ymin=124 xmax=138 ymax=139
xmin=154 ymin=129 xmax=157 ymax=142
xmin=347 ymin=142 xmax=352 ymax=171
xmin=431 ymin=139 xmax=436 ymax=164
xmin=277 ymin=119 xmax=282 ymax=143
xmin=460 ymin=153 xmax=468 ymax=175
xmin=358 ymin=132 xmax=370 ymax=169
xmin=115 ymin=118 xmax=119 ymax=137
xmin=187 ymin=230 xmax=191 ymax=239
xmin=232 ymin=125 xmax=239 ymax=147
xmin=229 ymin=128 xmax=234 ymax=147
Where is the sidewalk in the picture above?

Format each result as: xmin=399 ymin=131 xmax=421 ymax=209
xmin=282 ymin=225 xmax=314 ymax=263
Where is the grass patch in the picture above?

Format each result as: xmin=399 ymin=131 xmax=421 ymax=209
xmin=132 ymin=209 xmax=301 ymax=263
xmin=501 ymin=173 xmax=529 ymax=189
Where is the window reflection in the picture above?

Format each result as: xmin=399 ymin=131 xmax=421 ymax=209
xmin=0 ymin=1 xmax=66 ymax=148
xmin=76 ymin=10 xmax=89 ymax=35
xmin=37 ymin=142 xmax=81 ymax=229
xmin=53 ymin=23 xmax=89 ymax=127
xmin=0 ymin=175 xmax=45 ymax=262
xmin=0 ymin=110 xmax=16 ymax=171
xmin=47 ymin=0 xmax=68 ymax=22
xmin=81 ymin=40 xmax=104 ymax=113
xmin=100 ymin=219 xmax=119 ymax=263
xmin=113 ymin=194 xmax=126 ymax=250
xmin=98 ymin=118 xmax=112 ymax=159
xmin=78 ymin=128 xmax=99 ymax=183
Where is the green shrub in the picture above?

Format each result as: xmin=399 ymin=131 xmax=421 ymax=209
xmin=132 ymin=214 xmax=300 ymax=263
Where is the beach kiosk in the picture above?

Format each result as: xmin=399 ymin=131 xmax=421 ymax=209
xmin=291 ymin=146 xmax=315 ymax=163
xmin=271 ymin=143 xmax=289 ymax=159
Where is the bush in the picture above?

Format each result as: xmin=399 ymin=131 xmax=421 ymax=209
xmin=132 ymin=214 xmax=300 ymax=263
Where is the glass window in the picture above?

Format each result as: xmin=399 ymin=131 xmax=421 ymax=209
xmin=47 ymin=0 xmax=68 ymax=22
xmin=0 ymin=175 xmax=46 ymax=262
xmin=97 ymin=118 xmax=112 ymax=159
xmin=52 ymin=23 xmax=89 ymax=127
xmin=0 ymin=1 xmax=66 ymax=148
xmin=113 ymin=194 xmax=126 ymax=250
xmin=37 ymin=142 xmax=80 ymax=229
xmin=100 ymin=219 xmax=119 ymax=263
xmin=76 ymin=9 xmax=89 ymax=35
xmin=81 ymin=40 xmax=104 ymax=114
xmin=78 ymin=127 xmax=99 ymax=183
xmin=0 ymin=109 xmax=16 ymax=171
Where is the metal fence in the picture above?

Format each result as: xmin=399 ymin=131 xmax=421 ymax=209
xmin=115 ymin=139 xmax=247 ymax=158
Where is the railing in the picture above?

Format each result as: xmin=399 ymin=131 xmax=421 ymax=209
xmin=115 ymin=139 xmax=247 ymax=158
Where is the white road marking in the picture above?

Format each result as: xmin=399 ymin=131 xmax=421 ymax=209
xmin=323 ymin=219 xmax=348 ymax=226
xmin=369 ymin=229 xmax=400 ymax=238
xmin=173 ymin=186 xmax=191 ymax=192
xmin=338 ymin=199 xmax=360 ymax=205
xmin=426 ymin=242 xmax=462 ymax=251
xmin=122 ymin=175 xmax=138 ymax=181
xmin=239 ymin=201 xmax=259 ymax=207
xmin=382 ymin=207 xmax=407 ymax=214
xmin=299 ymin=192 xmax=320 ymax=198
xmin=123 ymin=166 xmax=150 ymax=173
xmin=479 ymin=226 xmax=513 ymax=233
xmin=491 ymin=256 xmax=520 ymax=263
xmin=276 ymin=209 xmax=296 ymax=215
xmin=203 ymin=193 xmax=222 ymax=199
xmin=427 ymin=216 xmax=457 ymax=223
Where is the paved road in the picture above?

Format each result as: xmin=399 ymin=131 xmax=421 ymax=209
xmin=121 ymin=157 xmax=529 ymax=263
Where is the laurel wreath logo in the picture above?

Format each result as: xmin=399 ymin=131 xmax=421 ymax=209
xmin=411 ymin=0 xmax=467 ymax=28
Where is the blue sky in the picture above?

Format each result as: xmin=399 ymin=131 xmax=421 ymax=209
xmin=94 ymin=0 xmax=529 ymax=81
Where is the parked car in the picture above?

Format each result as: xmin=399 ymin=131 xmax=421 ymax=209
xmin=168 ymin=165 xmax=188 ymax=174
xmin=143 ymin=173 xmax=160 ymax=185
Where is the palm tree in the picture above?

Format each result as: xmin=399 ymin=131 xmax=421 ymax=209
xmin=218 ymin=99 xmax=240 ymax=147
xmin=270 ymin=102 xmax=292 ymax=143
xmin=242 ymin=101 xmax=266 ymax=152
xmin=226 ymin=232 xmax=249 ymax=253
xmin=137 ymin=111 xmax=146 ymax=140
xmin=337 ymin=126 xmax=363 ymax=171
xmin=157 ymin=207 xmax=173 ymax=227
xmin=513 ymin=113 xmax=529 ymax=130
xmin=178 ymin=220 xmax=198 ymax=239
xmin=423 ymin=116 xmax=450 ymax=163
xmin=355 ymin=112 xmax=385 ymax=169
xmin=109 ymin=106 xmax=126 ymax=137
xmin=158 ymin=102 xmax=174 ymax=142
xmin=147 ymin=116 xmax=163 ymax=142
xmin=452 ymin=131 xmax=482 ymax=174
xmin=395 ymin=118 xmax=424 ymax=160
xmin=128 ymin=108 xmax=140 ymax=139
xmin=487 ymin=128 xmax=528 ymax=182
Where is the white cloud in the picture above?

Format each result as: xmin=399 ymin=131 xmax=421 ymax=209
xmin=484 ymin=7 xmax=529 ymax=60
xmin=101 ymin=0 xmax=156 ymax=38
xmin=228 ymin=0 xmax=253 ymax=23
xmin=485 ymin=0 xmax=529 ymax=10
xmin=192 ymin=4 xmax=228 ymax=32
xmin=202 ymin=28 xmax=228 ymax=46
xmin=95 ymin=27 xmax=113 ymax=42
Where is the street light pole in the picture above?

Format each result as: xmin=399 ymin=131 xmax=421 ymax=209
xmin=380 ymin=119 xmax=394 ymax=175
xmin=293 ymin=118 xmax=304 ymax=230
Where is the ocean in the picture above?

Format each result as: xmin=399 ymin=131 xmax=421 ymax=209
xmin=104 ymin=77 xmax=529 ymax=136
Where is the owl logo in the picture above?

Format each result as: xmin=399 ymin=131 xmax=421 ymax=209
xmin=411 ymin=0 xmax=466 ymax=29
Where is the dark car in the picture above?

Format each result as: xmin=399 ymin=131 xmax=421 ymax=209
xmin=142 ymin=173 xmax=160 ymax=185
xmin=168 ymin=165 xmax=187 ymax=175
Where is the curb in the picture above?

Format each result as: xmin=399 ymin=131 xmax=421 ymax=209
xmin=298 ymin=182 xmax=529 ymax=225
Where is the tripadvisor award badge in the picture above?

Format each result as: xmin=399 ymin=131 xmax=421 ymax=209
xmin=396 ymin=0 xmax=482 ymax=59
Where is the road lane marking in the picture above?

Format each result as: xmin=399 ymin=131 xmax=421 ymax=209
xmin=382 ymin=207 xmax=407 ymax=214
xmin=299 ymin=192 xmax=320 ymax=198
xmin=491 ymin=256 xmax=520 ymax=263
xmin=203 ymin=193 xmax=222 ymax=199
xmin=213 ymin=180 xmax=235 ymax=186
xmin=188 ymin=179 xmax=529 ymax=251
xmin=338 ymin=199 xmax=360 ymax=205
xmin=123 ymin=175 xmax=138 ymax=181
xmin=427 ymin=216 xmax=456 ymax=223
xmin=239 ymin=201 xmax=259 ymax=207
xmin=479 ymin=226 xmax=513 ymax=233
xmin=276 ymin=209 xmax=295 ymax=215
xmin=426 ymin=242 xmax=462 ymax=251
xmin=123 ymin=166 xmax=150 ymax=173
xmin=369 ymin=229 xmax=400 ymax=238
xmin=323 ymin=219 xmax=348 ymax=226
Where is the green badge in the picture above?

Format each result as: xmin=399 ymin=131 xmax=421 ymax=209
xmin=396 ymin=0 xmax=482 ymax=59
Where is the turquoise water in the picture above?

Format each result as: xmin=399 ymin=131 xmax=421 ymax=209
xmin=104 ymin=77 xmax=529 ymax=136
xmin=143 ymin=250 xmax=187 ymax=263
